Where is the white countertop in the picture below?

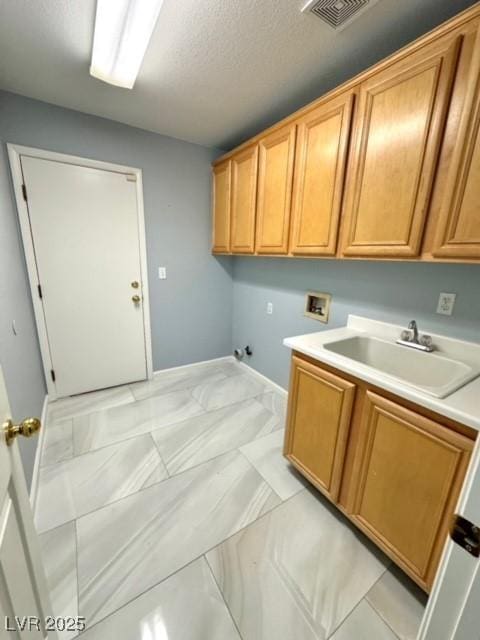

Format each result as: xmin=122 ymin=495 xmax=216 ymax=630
xmin=283 ymin=315 xmax=480 ymax=432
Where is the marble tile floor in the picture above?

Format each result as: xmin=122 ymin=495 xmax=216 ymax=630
xmin=36 ymin=358 xmax=427 ymax=639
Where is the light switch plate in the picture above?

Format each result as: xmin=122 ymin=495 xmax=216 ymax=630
xmin=267 ymin=302 xmax=273 ymax=315
xmin=436 ymin=292 xmax=456 ymax=316
xmin=158 ymin=267 xmax=167 ymax=280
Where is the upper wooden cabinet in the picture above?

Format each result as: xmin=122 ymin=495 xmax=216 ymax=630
xmin=255 ymin=124 xmax=296 ymax=254
xmin=350 ymin=392 xmax=472 ymax=589
xmin=212 ymin=161 xmax=231 ymax=254
xmin=432 ymin=27 xmax=480 ymax=258
xmin=230 ymin=145 xmax=258 ymax=254
xmin=341 ymin=34 xmax=462 ymax=257
xmin=284 ymin=356 xmax=355 ymax=502
xmin=212 ymin=7 xmax=480 ymax=262
xmin=290 ymin=92 xmax=354 ymax=256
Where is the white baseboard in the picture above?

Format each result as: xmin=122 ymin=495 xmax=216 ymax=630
xmin=236 ymin=361 xmax=288 ymax=397
xmin=29 ymin=393 xmax=48 ymax=511
xmin=152 ymin=355 xmax=288 ymax=398
xmin=153 ymin=355 xmax=235 ymax=376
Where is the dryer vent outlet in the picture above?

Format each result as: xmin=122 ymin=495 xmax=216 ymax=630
xmin=302 ymin=0 xmax=380 ymax=31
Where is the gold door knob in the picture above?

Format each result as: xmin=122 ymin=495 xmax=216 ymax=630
xmin=4 ymin=418 xmax=41 ymax=447
xmin=131 ymin=281 xmax=139 ymax=289
xmin=132 ymin=295 xmax=141 ymax=303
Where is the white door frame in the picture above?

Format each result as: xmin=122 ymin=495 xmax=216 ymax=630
xmin=7 ymin=144 xmax=153 ymax=400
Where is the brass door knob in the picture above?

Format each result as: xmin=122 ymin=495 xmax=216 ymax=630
xmin=131 ymin=281 xmax=140 ymax=289
xmin=132 ymin=295 xmax=141 ymax=303
xmin=4 ymin=418 xmax=41 ymax=447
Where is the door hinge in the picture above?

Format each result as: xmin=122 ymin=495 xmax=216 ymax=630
xmin=37 ymin=284 xmax=43 ymax=299
xmin=50 ymin=370 xmax=56 ymax=383
xmin=451 ymin=514 xmax=480 ymax=557
xmin=21 ymin=184 xmax=28 ymax=202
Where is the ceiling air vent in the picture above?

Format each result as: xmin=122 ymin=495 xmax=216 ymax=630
xmin=302 ymin=0 xmax=380 ymax=31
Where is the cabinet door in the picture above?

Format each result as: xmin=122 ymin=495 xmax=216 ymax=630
xmin=212 ymin=161 xmax=231 ymax=253
xmin=256 ymin=124 xmax=296 ymax=254
xmin=341 ymin=34 xmax=461 ymax=257
xmin=350 ymin=392 xmax=472 ymax=589
xmin=231 ymin=146 xmax=258 ymax=254
xmin=290 ymin=92 xmax=354 ymax=255
xmin=284 ymin=356 xmax=356 ymax=502
xmin=433 ymin=27 xmax=480 ymax=258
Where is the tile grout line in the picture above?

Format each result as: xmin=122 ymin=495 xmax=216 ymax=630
xmin=42 ymin=377 xmax=279 ymax=469
xmin=156 ymin=412 xmax=285 ymax=478
xmin=37 ymin=430 xmax=288 ymax=535
xmin=364 ymin=573 xmax=408 ymax=640
xmin=49 ymin=358 xmax=249 ymax=425
xmin=362 ymin=600 xmax=403 ymax=640
xmin=48 ymin=387 xmax=137 ymax=425
xmin=236 ymin=448 xmax=286 ymax=503
xmin=41 ymin=366 xmax=292 ymax=631
xmin=148 ymin=432 xmax=170 ymax=478
xmin=325 ymin=566 xmax=393 ymax=640
xmin=45 ymin=360 xmax=276 ymax=466
xmin=75 ymin=555 xmax=207 ymax=636
xmin=49 ymin=363 xmax=235 ymax=425
xmin=75 ymin=490 xmax=307 ymax=633
xmin=203 ymin=554 xmax=245 ymax=640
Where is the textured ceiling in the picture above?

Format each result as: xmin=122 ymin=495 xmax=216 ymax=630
xmin=0 ymin=0 xmax=477 ymax=149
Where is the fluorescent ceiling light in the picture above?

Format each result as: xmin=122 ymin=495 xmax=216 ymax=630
xmin=90 ymin=0 xmax=164 ymax=89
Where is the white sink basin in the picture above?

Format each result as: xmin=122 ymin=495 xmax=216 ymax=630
xmin=323 ymin=335 xmax=479 ymax=398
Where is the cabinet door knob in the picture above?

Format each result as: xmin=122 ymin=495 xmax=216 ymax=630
xmin=132 ymin=295 xmax=141 ymax=303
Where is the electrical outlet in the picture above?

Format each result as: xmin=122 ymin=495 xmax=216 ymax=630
xmin=267 ymin=302 xmax=273 ymax=315
xmin=436 ymin=292 xmax=456 ymax=316
xmin=158 ymin=267 xmax=167 ymax=280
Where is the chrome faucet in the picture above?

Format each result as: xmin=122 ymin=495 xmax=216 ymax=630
xmin=396 ymin=320 xmax=434 ymax=352
xmin=408 ymin=320 xmax=419 ymax=344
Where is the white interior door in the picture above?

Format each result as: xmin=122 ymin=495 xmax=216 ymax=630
xmin=419 ymin=439 xmax=480 ymax=640
xmin=20 ymin=155 xmax=149 ymax=398
xmin=0 ymin=364 xmax=55 ymax=638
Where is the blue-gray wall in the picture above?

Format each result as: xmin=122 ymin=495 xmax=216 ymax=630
xmin=0 ymin=90 xmax=233 ymax=486
xmin=232 ymin=258 xmax=480 ymax=389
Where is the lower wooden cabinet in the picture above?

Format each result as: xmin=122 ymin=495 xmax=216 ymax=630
xmin=284 ymin=356 xmax=355 ymax=502
xmin=350 ymin=391 xmax=473 ymax=589
xmin=284 ymin=354 xmax=475 ymax=591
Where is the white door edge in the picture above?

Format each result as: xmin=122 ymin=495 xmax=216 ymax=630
xmin=29 ymin=393 xmax=48 ymax=512
xmin=418 ymin=435 xmax=480 ymax=639
xmin=7 ymin=143 xmax=153 ymax=401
